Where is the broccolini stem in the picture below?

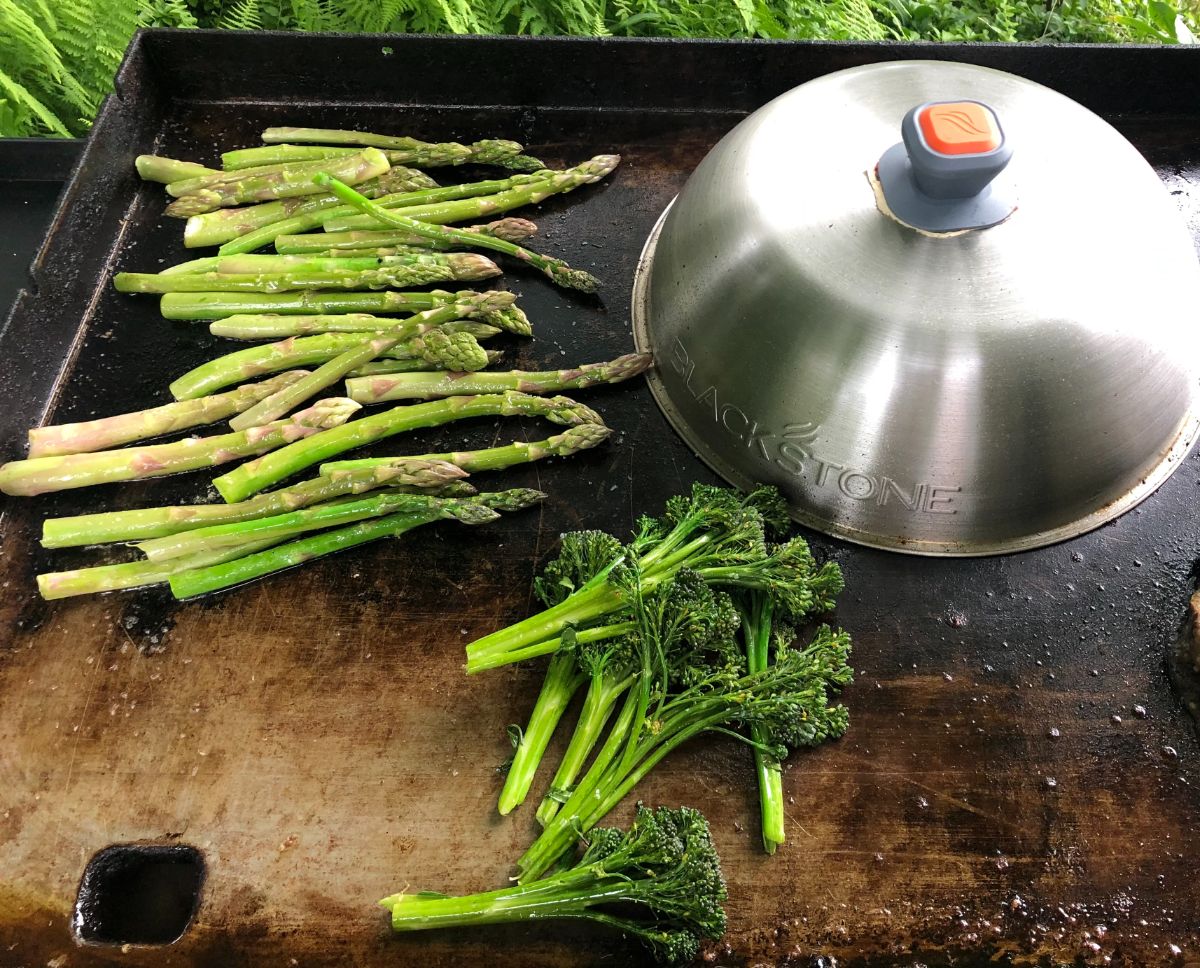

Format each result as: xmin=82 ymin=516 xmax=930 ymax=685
xmin=497 ymin=650 xmax=588 ymax=816
xmin=384 ymin=880 xmax=635 ymax=931
xmin=743 ymin=595 xmax=785 ymax=853
xmin=465 ymin=621 xmax=635 ymax=674
xmin=535 ymin=668 xmax=637 ymax=828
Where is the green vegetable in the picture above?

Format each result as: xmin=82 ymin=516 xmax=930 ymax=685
xmin=206 ymin=172 xmax=547 ymax=254
xmin=344 ymin=353 xmax=653 ymax=404
xmin=168 ymin=488 xmax=545 ymax=599
xmin=114 ymin=254 xmax=500 ymax=293
xmin=516 ymin=563 xmax=852 ymax=880
xmin=211 ymin=391 xmax=603 ymax=504
xmin=164 ymin=147 xmax=391 ymax=217
xmin=180 ymin=165 xmax=438 ymax=248
xmin=40 ymin=460 xmax=470 ymax=549
xmin=379 ymin=803 xmax=727 ymax=967
xmin=26 ymin=370 xmax=308 ymax=457
xmin=0 ymin=398 xmax=359 ymax=497
xmin=465 ymin=484 xmax=843 ymax=672
xmin=251 ymin=129 xmax=544 ymax=171
xmin=273 ymin=218 xmax=537 ymax=253
xmin=315 ymin=173 xmax=601 ymax=292
xmin=160 ymin=289 xmax=471 ymax=320
xmin=169 ymin=323 xmax=497 ymax=400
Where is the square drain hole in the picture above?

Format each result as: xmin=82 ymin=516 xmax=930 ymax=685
xmin=73 ymin=844 xmax=204 ymax=945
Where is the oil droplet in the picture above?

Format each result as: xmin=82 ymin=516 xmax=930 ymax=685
xmin=1048 ymin=727 xmax=1061 ymax=739
xmin=1111 ymin=714 xmax=1123 ymax=725
xmin=1044 ymin=777 xmax=1058 ymax=790
xmin=1162 ymin=746 xmax=1179 ymax=761
xmin=1132 ymin=704 xmax=1147 ymax=719
xmin=916 ymin=795 xmax=929 ymax=810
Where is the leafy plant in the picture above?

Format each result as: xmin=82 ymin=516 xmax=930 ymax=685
xmin=2 ymin=0 xmax=1195 ymax=138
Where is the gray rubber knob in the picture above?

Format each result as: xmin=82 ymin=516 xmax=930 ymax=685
xmin=877 ymin=100 xmax=1016 ymax=233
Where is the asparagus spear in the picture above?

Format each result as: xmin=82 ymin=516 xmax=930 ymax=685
xmin=135 ymin=155 xmax=218 ymax=184
xmin=320 ymin=155 xmax=620 ymax=234
xmin=0 ymin=398 xmax=360 ymax=497
xmin=182 ymin=166 xmax=438 ymax=248
xmin=41 ymin=459 xmax=469 ymax=548
xmin=345 ymin=353 xmax=654 ymax=404
xmin=274 ymin=218 xmax=537 ymax=253
xmin=164 ymin=148 xmax=391 ymax=217
xmin=38 ymin=538 xmax=284 ymax=600
xmin=212 ymin=392 xmax=604 ymax=503
xmin=257 ymin=129 xmax=546 ymax=171
xmin=168 ymin=488 xmax=546 ymax=600
xmin=320 ymin=422 xmax=613 ymax=478
xmin=224 ymin=140 xmax=544 ymax=172
xmin=212 ymin=254 xmax=437 ymax=274
xmin=27 ymin=370 xmax=309 ymax=458
xmin=114 ymin=256 xmax=501 ymax=294
xmin=137 ymin=489 xmax=474 ymax=562
xmin=209 ymin=313 xmax=498 ymax=340
xmin=348 ymin=350 xmax=503 ymax=377
xmin=316 ymin=174 xmax=599 ymax=293
xmin=161 ymin=289 xmax=466 ymax=320
xmin=170 ymin=324 xmax=498 ymax=400
xmin=228 ymin=294 xmax=511 ymax=430
xmin=212 ymin=173 xmax=549 ymax=255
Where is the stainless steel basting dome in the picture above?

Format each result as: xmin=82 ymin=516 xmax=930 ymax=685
xmin=632 ymin=60 xmax=1200 ymax=556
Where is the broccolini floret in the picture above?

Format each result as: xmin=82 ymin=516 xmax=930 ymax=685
xmin=379 ymin=804 xmax=728 ymax=967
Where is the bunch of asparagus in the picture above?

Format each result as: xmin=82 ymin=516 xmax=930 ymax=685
xmin=0 ymin=126 xmax=652 ymax=602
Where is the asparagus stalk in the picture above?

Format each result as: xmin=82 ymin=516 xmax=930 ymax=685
xmin=37 ymin=537 xmax=283 ymax=600
xmin=212 ymin=254 xmax=437 ymax=274
xmin=137 ymin=489 xmax=469 ymax=562
xmin=114 ymin=256 xmax=500 ymax=294
xmin=320 ymin=422 xmax=612 ymax=478
xmin=160 ymin=289 xmax=465 ymax=320
xmin=228 ymin=294 xmax=511 ymax=431
xmin=164 ymin=148 xmax=391 ymax=217
xmin=224 ymin=141 xmax=544 ymax=172
xmin=274 ymin=218 xmax=537 ymax=253
xmin=320 ymin=155 xmax=620 ymax=234
xmin=0 ymin=398 xmax=360 ymax=497
xmin=257 ymin=129 xmax=546 ymax=171
xmin=346 ymin=353 xmax=653 ymax=404
xmin=170 ymin=323 xmax=498 ymax=400
xmin=348 ymin=349 xmax=503 ymax=377
xmin=212 ymin=392 xmax=604 ymax=504
xmin=182 ymin=166 xmax=438 ymax=248
xmin=168 ymin=487 xmax=546 ymax=600
xmin=41 ymin=460 xmax=468 ymax=548
xmin=207 ymin=173 xmax=547 ymax=254
xmin=316 ymin=174 xmax=600 ymax=292
xmin=209 ymin=314 xmax=496 ymax=340
xmin=27 ymin=370 xmax=309 ymax=458
xmin=135 ymin=155 xmax=218 ymax=184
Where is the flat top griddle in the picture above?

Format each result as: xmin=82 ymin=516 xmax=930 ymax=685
xmin=0 ymin=31 xmax=1198 ymax=967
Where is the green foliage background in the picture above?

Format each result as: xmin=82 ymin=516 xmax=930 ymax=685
xmin=0 ymin=0 xmax=1195 ymax=137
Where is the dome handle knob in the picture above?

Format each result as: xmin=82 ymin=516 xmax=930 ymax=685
xmin=876 ymin=99 xmax=1016 ymax=233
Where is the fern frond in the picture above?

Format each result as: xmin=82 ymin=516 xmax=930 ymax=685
xmin=220 ymin=0 xmax=265 ymax=30
xmin=0 ymin=69 xmax=71 ymax=137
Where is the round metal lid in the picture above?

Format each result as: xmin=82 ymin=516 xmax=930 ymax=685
xmin=632 ymin=60 xmax=1200 ymax=556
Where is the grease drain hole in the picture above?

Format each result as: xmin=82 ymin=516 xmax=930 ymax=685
xmin=73 ymin=844 xmax=204 ymax=945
